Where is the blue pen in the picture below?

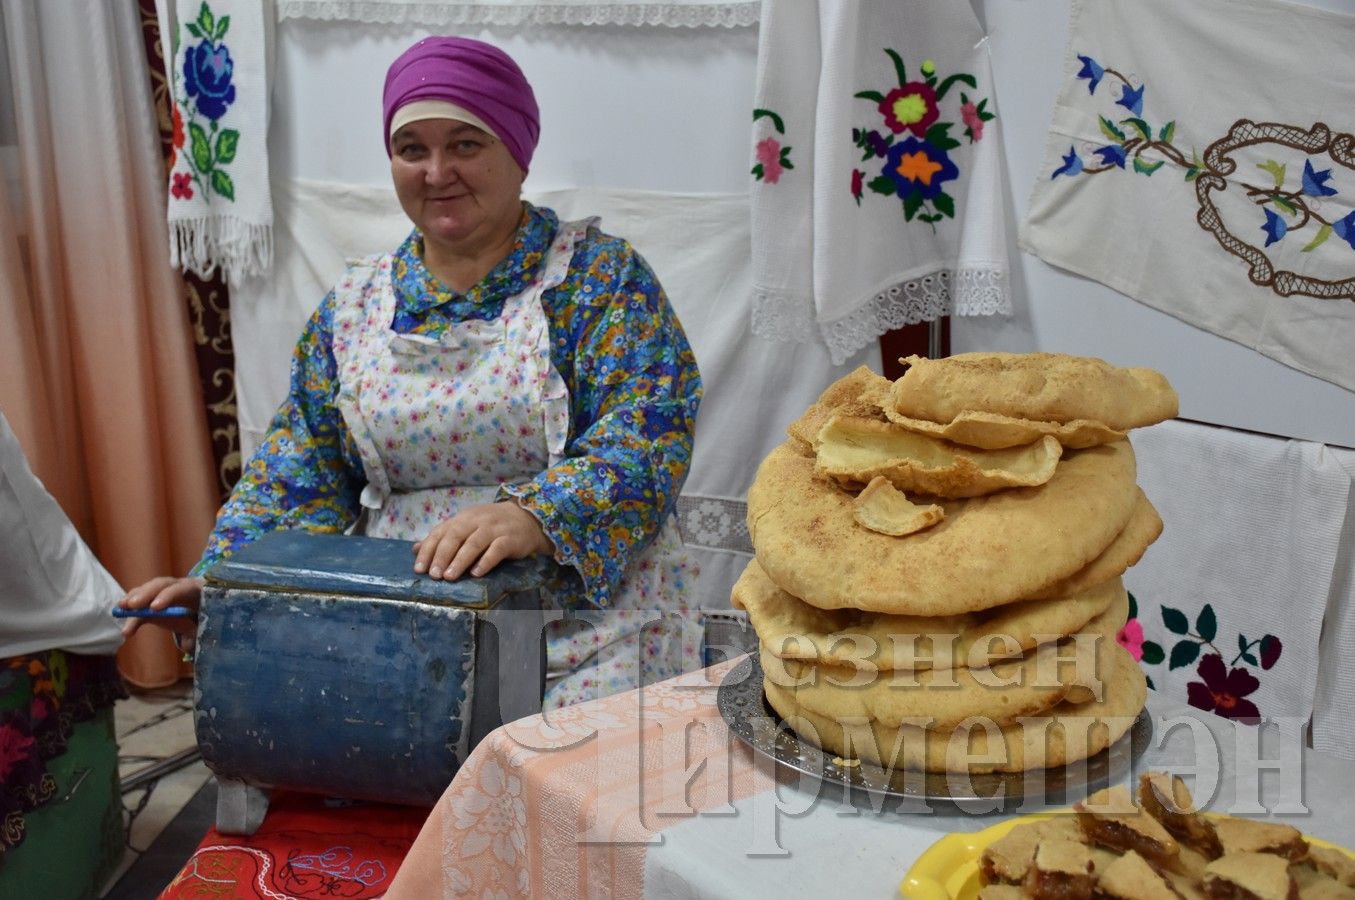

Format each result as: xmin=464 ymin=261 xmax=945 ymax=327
xmin=112 ymin=606 xmax=196 ymax=619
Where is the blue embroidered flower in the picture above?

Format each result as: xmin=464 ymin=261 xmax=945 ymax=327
xmin=184 ymin=40 xmax=236 ymax=121
xmin=1332 ymin=211 xmax=1355 ymax=251
xmin=1052 ymin=146 xmax=1084 ymax=179
xmin=1261 ymin=208 xmax=1288 ymax=247
xmin=1301 ymin=159 xmax=1338 ymax=198
xmin=1094 ymin=145 xmax=1128 ymax=169
xmin=883 ymin=137 xmax=959 ymax=200
xmin=1116 ymin=83 xmax=1145 ymax=117
xmin=1076 ymin=55 xmax=1104 ymax=94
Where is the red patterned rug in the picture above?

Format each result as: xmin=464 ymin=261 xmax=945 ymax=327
xmin=160 ymin=791 xmax=429 ymax=899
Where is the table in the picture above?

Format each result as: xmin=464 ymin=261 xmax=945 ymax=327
xmin=384 ymin=656 xmax=1355 ymax=898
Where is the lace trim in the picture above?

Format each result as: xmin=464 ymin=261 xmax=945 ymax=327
xmin=752 ymin=266 xmax=1010 ymax=366
xmin=677 ymin=494 xmax=752 ymax=555
xmin=275 ymin=1 xmax=760 ymax=27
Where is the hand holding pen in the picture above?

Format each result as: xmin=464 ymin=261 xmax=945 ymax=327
xmin=116 ymin=576 xmax=204 ymax=660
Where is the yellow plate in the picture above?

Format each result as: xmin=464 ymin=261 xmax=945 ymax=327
xmin=899 ymin=811 xmax=1355 ymax=900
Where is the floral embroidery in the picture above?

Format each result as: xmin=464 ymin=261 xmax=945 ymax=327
xmin=1054 ymin=54 xmax=1355 ymax=301
xmin=1128 ymin=593 xmax=1283 ymax=723
xmin=171 ymin=172 xmax=194 ymax=200
xmin=751 ymin=108 xmax=794 ymax=183
xmin=852 ymin=52 xmax=994 ymax=231
xmin=172 ymin=2 xmax=239 ymax=203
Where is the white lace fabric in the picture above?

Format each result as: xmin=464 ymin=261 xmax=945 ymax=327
xmin=275 ymin=0 xmax=759 ymax=27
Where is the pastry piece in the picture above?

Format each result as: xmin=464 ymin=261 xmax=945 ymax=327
xmin=979 ymin=885 xmax=1028 ymax=900
xmin=1077 ymin=786 xmax=1180 ymax=867
xmin=1140 ymin=772 xmax=1222 ymax=859
xmin=1024 ymin=838 xmax=1097 ymax=900
xmin=747 ymin=439 xmax=1140 ymax=616
xmin=762 ymin=642 xmax=1147 ymax=774
xmin=1214 ymin=819 xmax=1308 ymax=863
xmin=1308 ymin=846 xmax=1355 ymax=888
xmin=759 ymin=599 xmax=1121 ymax=732
xmin=851 ymin=476 xmax=943 ymax=536
xmin=1292 ymin=863 xmax=1355 ymax=900
xmin=733 ymin=556 xmax=1124 ymax=672
xmin=1202 ymin=852 xmax=1296 ymax=900
xmin=1096 ymin=849 xmax=1184 ymax=900
xmin=1028 ymin=491 xmax=1162 ymax=601
xmin=887 ymin=352 xmax=1178 ymax=449
xmin=816 ymin=414 xmax=1063 ymax=497
xmin=983 ymin=822 xmax=1043 ymax=884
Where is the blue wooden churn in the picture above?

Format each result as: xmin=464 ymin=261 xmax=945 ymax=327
xmin=193 ymin=530 xmax=559 ymax=834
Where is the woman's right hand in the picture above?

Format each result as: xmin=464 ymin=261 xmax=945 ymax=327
xmin=118 ymin=576 xmax=205 ymax=656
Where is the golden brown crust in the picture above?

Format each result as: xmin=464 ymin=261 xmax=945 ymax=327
xmin=1203 ymin=853 xmax=1296 ymax=900
xmin=1140 ymin=772 xmax=1222 ymax=859
xmin=1077 ymin=786 xmax=1181 ymax=867
xmin=1214 ymin=819 xmax=1309 ymax=863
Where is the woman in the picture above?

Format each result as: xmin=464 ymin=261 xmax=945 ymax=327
xmin=120 ymin=36 xmax=705 ymax=708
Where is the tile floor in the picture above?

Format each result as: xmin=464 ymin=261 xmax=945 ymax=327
xmin=100 ymin=680 xmax=214 ymax=897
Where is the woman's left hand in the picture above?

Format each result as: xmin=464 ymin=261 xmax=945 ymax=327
xmin=413 ymin=501 xmax=554 ymax=580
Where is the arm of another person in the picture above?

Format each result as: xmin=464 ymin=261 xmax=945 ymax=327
xmin=502 ymin=237 xmax=701 ymax=607
xmin=119 ymin=295 xmax=366 ymax=643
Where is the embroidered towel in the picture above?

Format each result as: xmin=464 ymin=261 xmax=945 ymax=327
xmin=1311 ymin=445 xmax=1355 ymax=761
xmin=274 ymin=0 xmax=759 ymax=28
xmin=1022 ymin=0 xmax=1355 ymax=391
xmin=1123 ymin=419 xmax=1352 ymax=737
xmin=750 ymin=0 xmax=1010 ymax=365
xmin=157 ymin=0 xmax=273 ymax=281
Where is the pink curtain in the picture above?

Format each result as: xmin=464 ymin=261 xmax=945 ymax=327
xmin=0 ymin=0 xmax=219 ymax=688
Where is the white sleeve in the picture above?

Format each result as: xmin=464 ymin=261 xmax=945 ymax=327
xmin=0 ymin=413 xmax=125 ymax=657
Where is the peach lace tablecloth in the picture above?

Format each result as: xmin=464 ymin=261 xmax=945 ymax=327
xmin=385 ymin=658 xmax=1355 ymax=899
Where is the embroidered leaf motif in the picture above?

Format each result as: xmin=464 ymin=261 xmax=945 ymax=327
xmin=902 ymin=189 xmax=924 ymax=221
xmin=924 ymin=122 xmax=961 ymax=152
xmin=752 ymin=108 xmax=786 ymax=134
xmin=1121 ymin=117 xmax=1152 ymax=141
xmin=935 ymin=72 xmax=978 ymax=100
xmin=1271 ymin=193 xmax=1298 ymax=215
xmin=919 ymin=212 xmax=942 ymax=223
xmin=1127 ymin=592 xmax=1139 ymax=620
xmin=1141 ymin=641 xmax=1165 ymax=665
xmin=214 ymin=128 xmax=240 ymax=165
xmin=197 ymin=2 xmax=215 ymax=37
xmin=854 ymin=90 xmax=886 ymax=103
xmin=1162 ymin=606 xmax=1189 ymax=635
xmin=751 ymin=164 xmax=764 ymax=179
xmin=1146 ymin=674 xmax=1156 ymax=690
xmin=1303 ymin=224 xmax=1332 ymax=252
xmin=1237 ymin=634 xmax=1249 ymax=655
xmin=933 ymin=191 xmax=955 ymax=218
xmin=1258 ymin=159 xmax=1286 ymax=189
xmin=211 ymin=169 xmax=235 ymax=201
xmin=1241 ymin=651 xmax=1259 ymax=666
xmin=1099 ymin=116 xmax=1127 ymax=143
xmin=1185 ymin=148 xmax=1205 ymax=182
xmin=868 ymin=175 xmax=895 ymax=196
xmin=1195 ymin=604 xmax=1217 ymax=642
xmin=1134 ymin=158 xmax=1165 ymax=176
xmin=885 ymin=48 xmax=908 ymax=86
xmin=186 ymin=22 xmax=204 ymax=39
xmin=1169 ymin=639 xmax=1201 ymax=670
xmin=189 ymin=122 xmax=211 ymax=172
xmin=1159 ymin=121 xmax=1175 ymax=143
xmin=214 ymin=14 xmax=230 ymax=41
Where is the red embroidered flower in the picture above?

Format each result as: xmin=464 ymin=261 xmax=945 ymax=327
xmin=961 ymin=101 xmax=985 ymax=141
xmin=171 ymin=172 xmax=194 ymax=200
xmin=756 ymin=137 xmax=785 ymax=184
xmin=879 ymin=83 xmax=939 ymax=137
xmin=172 ymin=105 xmax=186 ymax=149
xmin=851 ymin=168 xmax=864 ymax=205
xmin=1187 ymin=653 xmax=1261 ymax=723
xmin=1116 ymin=618 xmax=1144 ymax=661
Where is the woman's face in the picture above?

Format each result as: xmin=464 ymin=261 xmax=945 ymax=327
xmin=389 ymin=118 xmax=525 ymax=253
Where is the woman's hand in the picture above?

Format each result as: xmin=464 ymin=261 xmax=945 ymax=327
xmin=118 ymin=576 xmax=204 ymax=655
xmin=413 ymin=501 xmax=554 ymax=581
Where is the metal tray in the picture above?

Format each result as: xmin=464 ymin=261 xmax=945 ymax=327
xmin=717 ymin=653 xmax=1152 ymax=814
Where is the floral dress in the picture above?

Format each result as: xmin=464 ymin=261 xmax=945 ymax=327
xmin=194 ymin=204 xmax=704 ymax=708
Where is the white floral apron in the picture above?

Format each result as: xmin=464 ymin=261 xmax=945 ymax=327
xmin=330 ymin=221 xmax=704 ymax=709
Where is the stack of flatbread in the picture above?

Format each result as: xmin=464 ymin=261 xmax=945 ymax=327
xmin=737 ymin=352 xmax=1179 ymax=774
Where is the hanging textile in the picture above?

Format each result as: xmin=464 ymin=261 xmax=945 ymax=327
xmin=1023 ymin=0 xmax=1355 ymax=391
xmin=748 ymin=0 xmax=1011 ymax=366
xmin=156 ymin=0 xmax=274 ymax=282
xmin=274 ymin=0 xmax=759 ymax=27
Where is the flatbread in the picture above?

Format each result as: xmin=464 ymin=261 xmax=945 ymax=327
xmin=890 ymin=352 xmax=1178 ymax=441
xmin=763 ymin=641 xmax=1147 ymax=773
xmin=733 ymin=557 xmax=1127 ymax=671
xmin=758 ymin=594 xmax=1125 ymax=731
xmin=747 ymin=439 xmax=1140 ymax=615
xmin=816 ymin=415 xmax=1063 ymax=498
xmin=1029 ymin=488 xmax=1162 ymax=601
xmin=786 ymin=366 xmax=892 ymax=450
xmin=851 ymin=477 xmax=944 ymax=536
xmin=882 ymin=407 xmax=1128 ymax=451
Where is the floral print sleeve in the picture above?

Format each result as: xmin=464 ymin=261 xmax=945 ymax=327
xmin=191 ymin=295 xmax=365 ymax=575
xmin=503 ymin=230 xmax=702 ymax=608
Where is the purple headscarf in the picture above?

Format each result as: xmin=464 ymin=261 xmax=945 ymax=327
xmin=382 ymin=36 xmax=540 ymax=173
